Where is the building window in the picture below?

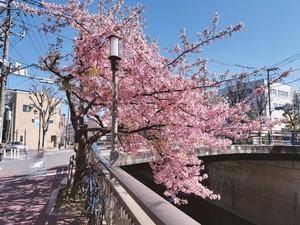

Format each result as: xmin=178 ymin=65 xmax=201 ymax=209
xmin=32 ymin=119 xmax=35 ymax=123
xmin=23 ymin=105 xmax=32 ymax=112
xmin=278 ymin=90 xmax=288 ymax=97
xmin=271 ymin=89 xmax=277 ymax=95
xmin=49 ymin=120 xmax=54 ymax=124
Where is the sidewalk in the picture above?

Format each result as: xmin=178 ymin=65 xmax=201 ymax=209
xmin=0 ymin=165 xmax=88 ymax=225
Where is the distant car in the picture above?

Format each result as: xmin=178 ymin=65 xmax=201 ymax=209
xmin=5 ymin=142 xmax=28 ymax=152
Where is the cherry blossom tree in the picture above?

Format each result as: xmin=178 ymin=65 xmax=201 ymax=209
xmin=14 ymin=0 xmax=289 ymax=204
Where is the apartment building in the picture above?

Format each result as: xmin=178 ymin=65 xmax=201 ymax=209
xmin=4 ymin=89 xmax=65 ymax=149
xmin=269 ymin=82 xmax=294 ymax=131
xmin=218 ymin=79 xmax=294 ymax=140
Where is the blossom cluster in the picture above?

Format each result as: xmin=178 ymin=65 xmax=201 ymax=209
xmin=14 ymin=0 xmax=276 ymax=204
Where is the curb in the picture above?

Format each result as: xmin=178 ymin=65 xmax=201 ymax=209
xmin=46 ymin=188 xmax=60 ymax=216
xmin=45 ymin=175 xmax=69 ymax=216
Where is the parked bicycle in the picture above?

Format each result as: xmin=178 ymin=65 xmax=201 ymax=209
xmin=73 ymin=162 xmax=105 ymax=225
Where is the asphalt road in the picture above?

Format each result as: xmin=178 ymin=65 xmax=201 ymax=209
xmin=0 ymin=149 xmax=75 ymax=178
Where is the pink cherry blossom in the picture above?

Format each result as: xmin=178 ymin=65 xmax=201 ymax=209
xmin=14 ymin=0 xmax=289 ymax=204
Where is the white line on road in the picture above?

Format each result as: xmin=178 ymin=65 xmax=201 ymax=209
xmin=0 ymin=170 xmax=68 ymax=184
xmin=31 ymin=161 xmax=45 ymax=168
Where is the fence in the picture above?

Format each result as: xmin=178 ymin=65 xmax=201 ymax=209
xmin=3 ymin=148 xmax=21 ymax=159
xmin=88 ymin=148 xmax=200 ymax=225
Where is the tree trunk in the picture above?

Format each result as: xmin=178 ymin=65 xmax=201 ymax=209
xmin=292 ymin=130 xmax=295 ymax=145
xmin=257 ymin=130 xmax=262 ymax=145
xmin=42 ymin=131 xmax=46 ymax=148
xmin=71 ymin=130 xmax=90 ymax=194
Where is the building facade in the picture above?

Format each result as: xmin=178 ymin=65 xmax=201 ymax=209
xmin=4 ymin=89 xmax=65 ymax=149
xmin=218 ymin=79 xmax=294 ymax=142
xmin=269 ymin=82 xmax=294 ymax=132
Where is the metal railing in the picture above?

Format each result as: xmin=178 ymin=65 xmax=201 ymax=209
xmin=88 ymin=148 xmax=200 ymax=225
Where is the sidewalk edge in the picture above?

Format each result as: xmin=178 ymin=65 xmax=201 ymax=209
xmin=46 ymin=188 xmax=60 ymax=216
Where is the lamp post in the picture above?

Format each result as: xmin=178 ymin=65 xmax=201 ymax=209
xmin=109 ymin=35 xmax=121 ymax=165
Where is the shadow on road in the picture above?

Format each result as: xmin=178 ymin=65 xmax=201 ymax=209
xmin=0 ymin=166 xmax=85 ymax=225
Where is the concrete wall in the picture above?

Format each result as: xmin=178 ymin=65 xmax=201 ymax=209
xmin=196 ymin=145 xmax=273 ymax=156
xmin=205 ymin=155 xmax=300 ymax=225
xmin=112 ymin=145 xmax=300 ymax=166
xmin=119 ymin=147 xmax=300 ymax=225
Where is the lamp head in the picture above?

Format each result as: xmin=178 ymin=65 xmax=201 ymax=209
xmin=109 ymin=35 xmax=121 ymax=59
xmin=108 ymin=35 xmax=121 ymax=71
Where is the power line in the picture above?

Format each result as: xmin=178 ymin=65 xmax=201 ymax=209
xmin=4 ymin=5 xmax=64 ymax=87
xmin=31 ymin=15 xmax=48 ymax=50
xmin=13 ymin=17 xmax=73 ymax=41
xmin=209 ymin=59 xmax=261 ymax=70
xmin=268 ymin=52 xmax=300 ymax=69
xmin=283 ymin=75 xmax=300 ymax=86
xmin=21 ymin=13 xmax=46 ymax=56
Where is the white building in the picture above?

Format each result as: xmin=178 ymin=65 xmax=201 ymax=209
xmin=269 ymin=82 xmax=293 ymax=132
xmin=218 ymin=79 xmax=294 ymax=142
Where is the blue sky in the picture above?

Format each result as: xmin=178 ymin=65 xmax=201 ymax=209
xmin=3 ymin=0 xmax=300 ymax=93
xmin=135 ymin=0 xmax=300 ymax=88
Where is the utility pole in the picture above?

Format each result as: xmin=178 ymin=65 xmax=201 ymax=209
xmin=295 ymin=94 xmax=300 ymax=137
xmin=0 ymin=0 xmax=13 ymax=143
xmin=267 ymin=67 xmax=278 ymax=145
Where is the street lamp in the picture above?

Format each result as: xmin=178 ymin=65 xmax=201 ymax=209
xmin=109 ymin=35 xmax=121 ymax=165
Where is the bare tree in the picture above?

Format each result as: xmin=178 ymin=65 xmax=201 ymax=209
xmin=226 ymin=77 xmax=249 ymax=107
xmin=225 ymin=78 xmax=269 ymax=144
xmin=29 ymin=84 xmax=62 ymax=148
xmin=250 ymin=82 xmax=268 ymax=118
xmin=225 ymin=77 xmax=269 ymax=118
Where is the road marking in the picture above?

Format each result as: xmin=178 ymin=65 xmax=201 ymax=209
xmin=39 ymin=170 xmax=68 ymax=177
xmin=0 ymin=170 xmax=68 ymax=184
xmin=31 ymin=161 xmax=45 ymax=168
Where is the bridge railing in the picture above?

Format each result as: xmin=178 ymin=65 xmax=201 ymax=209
xmin=88 ymin=148 xmax=200 ymax=225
